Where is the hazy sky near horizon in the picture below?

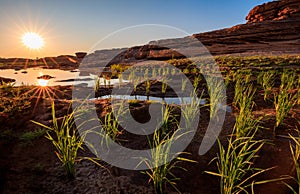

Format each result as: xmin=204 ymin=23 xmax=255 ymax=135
xmin=0 ymin=0 xmax=269 ymax=58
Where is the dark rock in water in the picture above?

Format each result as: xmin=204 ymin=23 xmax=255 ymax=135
xmin=75 ymin=52 xmax=87 ymax=59
xmin=55 ymin=77 xmax=93 ymax=82
xmin=0 ymin=77 xmax=15 ymax=84
xmin=70 ymin=70 xmax=79 ymax=73
xmin=37 ymin=75 xmax=55 ymax=80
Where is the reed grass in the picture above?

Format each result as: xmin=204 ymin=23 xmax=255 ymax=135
xmin=257 ymin=70 xmax=276 ymax=101
xmin=234 ymin=83 xmax=258 ymax=138
xmin=193 ymin=75 xmax=202 ymax=89
xmin=181 ymin=91 xmax=202 ymax=131
xmin=206 ymin=79 xmax=284 ymax=193
xmin=135 ymin=102 xmax=197 ymax=193
xmin=181 ymin=78 xmax=188 ymax=92
xmin=140 ymin=127 xmax=195 ymax=194
xmin=206 ymin=133 xmax=269 ymax=194
xmin=287 ymin=135 xmax=300 ymax=194
xmin=94 ymin=76 xmax=101 ymax=92
xmin=286 ymin=128 xmax=300 ymax=194
xmin=274 ymin=71 xmax=297 ymax=129
xmin=207 ymin=76 xmax=226 ymax=118
xmin=205 ymin=117 xmax=282 ymax=194
xmin=32 ymin=103 xmax=83 ymax=178
xmin=101 ymin=110 xmax=121 ymax=137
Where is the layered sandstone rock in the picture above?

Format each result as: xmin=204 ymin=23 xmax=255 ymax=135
xmin=246 ymin=0 xmax=300 ymax=23
xmin=107 ymin=0 xmax=300 ymax=64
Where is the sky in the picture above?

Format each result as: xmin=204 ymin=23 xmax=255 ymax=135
xmin=0 ymin=0 xmax=270 ymax=58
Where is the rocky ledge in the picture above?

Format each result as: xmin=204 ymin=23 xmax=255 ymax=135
xmin=104 ymin=0 xmax=300 ymax=65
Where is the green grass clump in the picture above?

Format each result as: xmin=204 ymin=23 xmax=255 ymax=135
xmin=98 ymin=102 xmax=126 ymax=149
xmin=257 ymin=70 xmax=276 ymax=101
xmin=215 ymin=56 xmax=300 ymax=68
xmin=32 ymin=103 xmax=83 ymax=178
xmin=100 ymin=110 xmax=122 ymax=145
xmin=110 ymin=64 xmax=130 ymax=78
xmin=206 ymin=80 xmax=282 ymax=193
xmin=19 ymin=128 xmax=46 ymax=145
xmin=206 ymin=76 xmax=226 ymax=119
xmin=138 ymin=104 xmax=196 ymax=194
xmin=274 ymin=71 xmax=298 ymax=129
xmin=234 ymin=83 xmax=258 ymax=138
xmin=94 ymin=76 xmax=101 ymax=92
xmin=181 ymin=92 xmax=202 ymax=131
xmin=206 ymin=133 xmax=268 ymax=194
xmin=0 ymin=85 xmax=31 ymax=116
xmin=140 ymin=128 xmax=195 ymax=194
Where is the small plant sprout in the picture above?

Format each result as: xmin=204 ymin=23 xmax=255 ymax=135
xmin=193 ymin=75 xmax=202 ymax=89
xmin=161 ymin=79 xmax=167 ymax=94
xmin=19 ymin=128 xmax=46 ymax=145
xmin=152 ymin=67 xmax=157 ymax=78
xmin=118 ymin=73 xmax=123 ymax=87
xmin=99 ymin=102 xmax=125 ymax=148
xmin=94 ymin=75 xmax=101 ymax=92
xmin=146 ymin=80 xmax=151 ymax=94
xmin=181 ymin=78 xmax=188 ymax=92
xmin=207 ymin=76 xmax=226 ymax=119
xmin=181 ymin=91 xmax=202 ymax=131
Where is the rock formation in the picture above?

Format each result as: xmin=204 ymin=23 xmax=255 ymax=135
xmin=104 ymin=0 xmax=300 ymax=64
xmin=246 ymin=0 xmax=300 ymax=23
xmin=75 ymin=52 xmax=87 ymax=59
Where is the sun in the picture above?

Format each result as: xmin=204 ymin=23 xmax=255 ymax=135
xmin=37 ymin=79 xmax=49 ymax=87
xmin=22 ymin=32 xmax=44 ymax=49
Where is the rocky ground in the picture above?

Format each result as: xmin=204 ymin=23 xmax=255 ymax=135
xmin=0 ymin=71 xmax=299 ymax=193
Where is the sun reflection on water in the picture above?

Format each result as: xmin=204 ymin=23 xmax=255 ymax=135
xmin=37 ymin=79 xmax=49 ymax=87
